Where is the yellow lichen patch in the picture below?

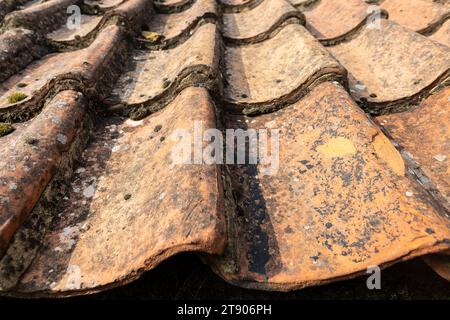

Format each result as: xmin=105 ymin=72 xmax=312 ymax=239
xmin=7 ymin=92 xmax=28 ymax=104
xmin=141 ymin=31 xmax=164 ymax=43
xmin=317 ymin=137 xmax=356 ymax=158
xmin=0 ymin=122 xmax=15 ymax=137
xmin=372 ymin=133 xmax=405 ymax=176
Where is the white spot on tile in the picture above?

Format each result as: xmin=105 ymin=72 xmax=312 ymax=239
xmin=75 ymin=167 xmax=86 ymax=174
xmin=83 ymin=185 xmax=95 ymax=198
xmin=65 ymin=265 xmax=81 ymax=290
xmin=125 ymin=119 xmax=143 ymax=127
xmin=52 ymin=116 xmax=62 ymax=125
xmin=433 ymin=154 xmax=446 ymax=162
xmin=56 ymin=133 xmax=67 ymax=145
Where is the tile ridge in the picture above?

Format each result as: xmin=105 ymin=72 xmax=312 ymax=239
xmin=218 ymin=0 xmax=264 ymax=14
xmin=153 ymin=0 xmax=195 ymax=14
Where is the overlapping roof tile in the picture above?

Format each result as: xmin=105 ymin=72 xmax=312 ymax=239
xmin=0 ymin=0 xmax=449 ymax=297
xmin=328 ymin=19 xmax=450 ymax=114
xmin=299 ymin=0 xmax=386 ymax=44
xmin=222 ymin=0 xmax=304 ymax=44
xmin=223 ymin=23 xmax=346 ymax=114
xmin=380 ymin=0 xmax=450 ymax=34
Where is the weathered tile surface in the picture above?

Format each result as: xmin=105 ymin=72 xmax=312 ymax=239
xmin=109 ymin=23 xmax=219 ymax=119
xmin=429 ymin=18 xmax=450 ymax=47
xmin=210 ymin=82 xmax=450 ymax=290
xmin=3 ymin=87 xmax=226 ymax=296
xmin=301 ymin=0 xmax=376 ymax=43
xmin=381 ymin=0 xmax=450 ymax=34
xmin=0 ymin=0 xmax=449 ymax=297
xmin=222 ymin=0 xmax=304 ymax=44
xmin=224 ymin=23 xmax=346 ymax=114
xmin=0 ymin=25 xmax=126 ymax=122
xmin=0 ymin=90 xmax=89 ymax=259
xmin=329 ymin=19 xmax=450 ymax=114
xmin=144 ymin=0 xmax=217 ymax=49
xmin=376 ymin=87 xmax=450 ymax=203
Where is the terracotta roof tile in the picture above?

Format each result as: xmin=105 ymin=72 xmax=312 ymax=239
xmin=224 ymin=23 xmax=346 ymax=114
xmin=329 ymin=19 xmax=450 ymax=114
xmin=218 ymin=0 xmax=263 ymax=13
xmin=429 ymin=18 xmax=450 ymax=47
xmin=0 ymin=0 xmax=79 ymax=33
xmin=1 ymin=87 xmax=226 ymax=295
xmin=0 ymin=28 xmax=47 ymax=82
xmin=376 ymin=87 xmax=450 ymax=204
xmin=0 ymin=90 xmax=88 ymax=259
xmin=0 ymin=24 xmax=127 ymax=122
xmin=208 ymin=81 xmax=450 ymax=291
xmin=381 ymin=0 xmax=450 ymax=34
xmin=108 ymin=22 xmax=219 ymax=119
xmin=144 ymin=0 xmax=217 ymax=49
xmin=301 ymin=0 xmax=382 ymax=44
xmin=0 ymin=0 xmax=449 ymax=296
xmin=153 ymin=0 xmax=195 ymax=13
xmin=222 ymin=0 xmax=304 ymax=45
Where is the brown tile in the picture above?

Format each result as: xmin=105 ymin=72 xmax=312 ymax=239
xmin=375 ymin=87 xmax=450 ymax=203
xmin=0 ymin=25 xmax=127 ymax=122
xmin=224 ymin=23 xmax=346 ymax=114
xmin=46 ymin=0 xmax=152 ymax=48
xmin=0 ymin=0 xmax=79 ymax=34
xmin=218 ymin=0 xmax=264 ymax=14
xmin=208 ymin=81 xmax=450 ymax=291
xmin=0 ymin=90 xmax=89 ymax=260
xmin=0 ymin=28 xmax=48 ymax=82
xmin=108 ymin=23 xmax=220 ymax=120
xmin=302 ymin=0 xmax=376 ymax=42
xmin=154 ymin=0 xmax=195 ymax=14
xmin=429 ymin=18 xmax=450 ymax=47
xmin=144 ymin=0 xmax=218 ymax=49
xmin=289 ymin=0 xmax=319 ymax=9
xmin=329 ymin=19 xmax=450 ymax=114
xmin=47 ymin=15 xmax=103 ymax=42
xmin=4 ymin=87 xmax=226 ymax=296
xmin=84 ymin=0 xmax=126 ymax=11
xmin=381 ymin=0 xmax=450 ymax=34
xmin=222 ymin=0 xmax=305 ymax=45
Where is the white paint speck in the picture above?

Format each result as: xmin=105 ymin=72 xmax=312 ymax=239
xmin=433 ymin=154 xmax=446 ymax=162
xmin=125 ymin=119 xmax=143 ymax=127
xmin=112 ymin=145 xmax=121 ymax=153
xmin=83 ymin=185 xmax=95 ymax=198
xmin=56 ymin=133 xmax=67 ymax=145
xmin=159 ymin=192 xmax=166 ymax=200
xmin=75 ymin=167 xmax=86 ymax=174
xmin=405 ymin=191 xmax=414 ymax=197
xmin=52 ymin=116 xmax=62 ymax=125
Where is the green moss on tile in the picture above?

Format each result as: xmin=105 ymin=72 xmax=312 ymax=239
xmin=0 ymin=122 xmax=15 ymax=137
xmin=7 ymin=92 xmax=28 ymax=104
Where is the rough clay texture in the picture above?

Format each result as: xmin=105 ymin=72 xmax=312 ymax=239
xmin=224 ymin=23 xmax=346 ymax=112
xmin=376 ymin=87 xmax=450 ymax=203
xmin=0 ymin=0 xmax=449 ymax=297
xmin=9 ymin=88 xmax=226 ymax=296
xmin=210 ymin=82 xmax=450 ymax=291
xmin=329 ymin=19 xmax=450 ymax=112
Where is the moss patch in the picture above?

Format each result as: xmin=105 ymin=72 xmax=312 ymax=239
xmin=7 ymin=92 xmax=28 ymax=104
xmin=0 ymin=123 xmax=15 ymax=137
